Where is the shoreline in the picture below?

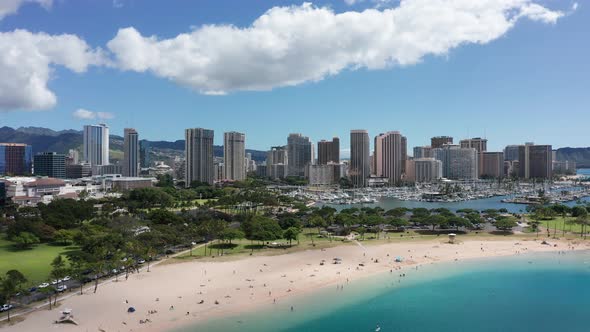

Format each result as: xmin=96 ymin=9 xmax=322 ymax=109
xmin=3 ymin=238 xmax=588 ymax=332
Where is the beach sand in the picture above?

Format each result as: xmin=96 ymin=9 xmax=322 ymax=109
xmin=4 ymin=237 xmax=586 ymax=332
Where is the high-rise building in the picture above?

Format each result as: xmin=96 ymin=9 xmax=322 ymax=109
xmin=0 ymin=181 xmax=5 ymax=207
xmin=481 ymin=152 xmax=505 ymax=179
xmin=185 ymin=128 xmax=214 ymax=186
xmin=317 ymin=137 xmax=340 ymax=165
xmin=401 ymin=136 xmax=407 ymax=174
xmin=67 ymin=149 xmax=79 ymax=165
xmin=504 ymin=145 xmax=520 ymax=161
xmin=287 ymin=133 xmax=312 ymax=177
xmin=460 ymin=138 xmax=488 ymax=176
xmin=223 ymin=131 xmax=246 ymax=181
xmin=123 ymin=128 xmax=139 ymax=177
xmin=244 ymin=152 xmax=256 ymax=173
xmin=431 ymin=136 xmax=453 ymax=149
xmin=266 ymin=146 xmax=288 ymax=179
xmin=139 ymin=140 xmax=151 ymax=168
xmin=267 ymin=146 xmax=288 ymax=166
xmin=350 ymin=130 xmax=370 ymax=188
xmin=436 ymin=145 xmax=478 ymax=180
xmin=516 ymin=143 xmax=551 ymax=180
xmin=214 ymin=159 xmax=225 ymax=181
xmin=528 ymin=145 xmax=553 ymax=180
xmin=413 ymin=146 xmax=433 ymax=159
xmin=0 ymin=143 xmax=32 ymax=175
xmin=83 ymin=124 xmax=109 ymax=166
xmin=404 ymin=159 xmax=416 ymax=183
xmin=460 ymin=138 xmax=488 ymax=152
xmin=517 ymin=144 xmax=531 ymax=179
xmin=34 ymin=152 xmax=66 ymax=178
xmin=374 ymin=131 xmax=404 ymax=185
xmin=414 ymin=158 xmax=443 ymax=183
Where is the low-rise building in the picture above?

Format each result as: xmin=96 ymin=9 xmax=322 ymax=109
xmin=66 ymin=163 xmax=92 ymax=179
xmin=110 ymin=177 xmax=155 ymax=191
xmin=307 ymin=164 xmax=334 ymax=186
xmin=553 ymin=160 xmax=577 ymax=175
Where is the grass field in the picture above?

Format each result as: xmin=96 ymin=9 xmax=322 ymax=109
xmin=173 ymin=228 xmax=348 ymax=262
xmin=0 ymin=237 xmax=72 ymax=285
xmin=539 ymin=216 xmax=586 ymax=235
xmin=172 ymin=226 xmax=573 ymax=263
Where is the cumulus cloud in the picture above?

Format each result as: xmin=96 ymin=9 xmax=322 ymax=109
xmin=0 ymin=30 xmax=105 ymax=111
xmin=107 ymin=0 xmax=565 ymax=96
xmin=0 ymin=0 xmax=52 ymax=20
xmin=73 ymin=108 xmax=114 ymax=120
xmin=72 ymin=108 xmax=94 ymax=119
xmin=344 ymin=0 xmax=362 ymax=5
xmin=97 ymin=111 xmax=114 ymax=119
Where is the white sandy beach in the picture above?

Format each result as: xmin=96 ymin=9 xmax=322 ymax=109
xmin=3 ymin=238 xmax=587 ymax=332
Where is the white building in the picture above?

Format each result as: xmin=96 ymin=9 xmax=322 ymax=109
xmin=224 ymin=131 xmax=246 ymax=181
xmin=414 ymin=158 xmax=443 ymax=183
xmin=307 ymin=164 xmax=335 ymax=186
xmin=83 ymin=124 xmax=110 ymax=166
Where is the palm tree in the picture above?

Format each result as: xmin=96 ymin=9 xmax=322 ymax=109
xmin=0 ymin=270 xmax=27 ymax=321
xmin=145 ymin=246 xmax=157 ymax=272
xmin=577 ymin=215 xmax=589 ymax=239
xmin=50 ymin=255 xmax=67 ymax=306
xmin=69 ymin=259 xmax=87 ymax=295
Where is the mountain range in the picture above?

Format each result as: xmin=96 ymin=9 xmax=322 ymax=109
xmin=0 ymin=126 xmax=267 ymax=162
xmin=0 ymin=127 xmax=588 ymax=167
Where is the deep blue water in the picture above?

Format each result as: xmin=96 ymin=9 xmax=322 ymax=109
xmin=323 ymin=195 xmax=590 ymax=213
xmin=181 ymin=251 xmax=590 ymax=332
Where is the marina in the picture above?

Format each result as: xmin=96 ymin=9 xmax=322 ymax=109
xmin=284 ymin=170 xmax=590 ymax=213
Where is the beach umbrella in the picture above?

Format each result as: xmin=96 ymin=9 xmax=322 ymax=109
xmin=127 ymin=307 xmax=136 ymax=313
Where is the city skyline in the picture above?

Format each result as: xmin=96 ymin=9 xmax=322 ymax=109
xmin=0 ymin=1 xmax=588 ymax=152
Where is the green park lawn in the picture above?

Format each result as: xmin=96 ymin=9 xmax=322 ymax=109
xmin=0 ymin=237 xmax=72 ymax=285
xmin=174 ymin=228 xmax=345 ymax=261
xmin=538 ymin=216 xmax=586 ymax=234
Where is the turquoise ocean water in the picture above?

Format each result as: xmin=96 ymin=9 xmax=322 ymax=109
xmin=178 ymin=251 xmax=590 ymax=332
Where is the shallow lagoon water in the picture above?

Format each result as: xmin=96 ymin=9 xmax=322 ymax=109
xmin=178 ymin=250 xmax=590 ymax=332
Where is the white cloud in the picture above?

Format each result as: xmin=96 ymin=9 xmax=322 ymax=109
xmin=72 ymin=108 xmax=114 ymax=120
xmin=72 ymin=108 xmax=95 ymax=119
xmin=107 ymin=0 xmax=565 ymax=96
xmin=344 ymin=0 xmax=362 ymax=5
xmin=0 ymin=29 xmax=105 ymax=111
xmin=96 ymin=111 xmax=114 ymax=119
xmin=113 ymin=0 xmax=123 ymax=9
xmin=0 ymin=0 xmax=52 ymax=20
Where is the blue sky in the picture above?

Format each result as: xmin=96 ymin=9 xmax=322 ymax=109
xmin=0 ymin=0 xmax=587 ymax=154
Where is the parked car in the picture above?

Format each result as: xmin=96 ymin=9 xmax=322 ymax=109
xmin=28 ymin=287 xmax=37 ymax=293
xmin=38 ymin=283 xmax=50 ymax=288
xmin=62 ymin=276 xmax=71 ymax=281
xmin=137 ymin=259 xmax=146 ymax=264
xmin=56 ymin=285 xmax=68 ymax=292
xmin=0 ymin=304 xmax=13 ymax=312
